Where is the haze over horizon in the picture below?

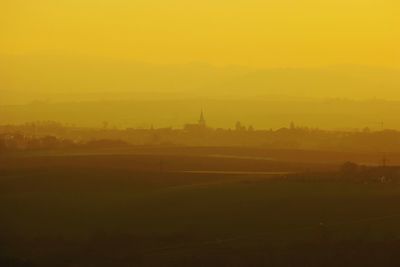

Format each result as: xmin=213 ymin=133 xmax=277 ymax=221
xmin=1 ymin=56 xmax=400 ymax=103
xmin=1 ymin=0 xmax=399 ymax=127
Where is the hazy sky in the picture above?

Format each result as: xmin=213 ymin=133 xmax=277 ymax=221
xmin=2 ymin=0 xmax=399 ymax=67
xmin=0 ymin=0 xmax=399 ymax=105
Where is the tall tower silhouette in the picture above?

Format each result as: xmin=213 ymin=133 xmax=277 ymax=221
xmin=198 ymin=110 xmax=206 ymax=127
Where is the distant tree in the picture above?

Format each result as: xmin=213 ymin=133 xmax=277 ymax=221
xmin=362 ymin=127 xmax=371 ymax=133
xmin=341 ymin=161 xmax=359 ymax=175
xmin=235 ymin=121 xmax=246 ymax=131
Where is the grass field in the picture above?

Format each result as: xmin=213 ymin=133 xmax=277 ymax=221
xmin=1 ymin=151 xmax=400 ymax=266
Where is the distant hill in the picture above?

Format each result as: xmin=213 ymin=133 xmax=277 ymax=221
xmin=1 ymin=55 xmax=399 ymax=104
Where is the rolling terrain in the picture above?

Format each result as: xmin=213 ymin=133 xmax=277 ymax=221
xmin=1 ymin=149 xmax=400 ymax=266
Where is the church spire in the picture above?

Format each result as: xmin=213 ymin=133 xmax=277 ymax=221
xmin=199 ymin=110 xmax=206 ymax=126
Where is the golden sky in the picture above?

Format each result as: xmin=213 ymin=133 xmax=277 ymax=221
xmin=1 ymin=0 xmax=399 ymax=68
xmin=1 ymin=0 xmax=400 ymax=115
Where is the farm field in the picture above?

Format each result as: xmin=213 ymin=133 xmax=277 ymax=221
xmin=1 ymin=151 xmax=400 ymax=266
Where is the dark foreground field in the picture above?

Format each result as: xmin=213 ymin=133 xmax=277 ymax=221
xmin=1 ymin=152 xmax=400 ymax=266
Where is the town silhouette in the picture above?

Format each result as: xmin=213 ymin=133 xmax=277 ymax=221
xmin=2 ymin=0 xmax=400 ymax=266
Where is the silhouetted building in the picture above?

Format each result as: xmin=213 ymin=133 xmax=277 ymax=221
xmin=184 ymin=110 xmax=208 ymax=132
xmin=199 ymin=110 xmax=206 ymax=127
xmin=235 ymin=121 xmax=246 ymax=131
